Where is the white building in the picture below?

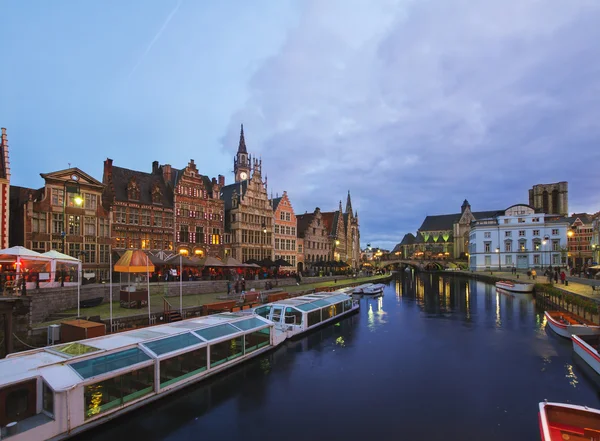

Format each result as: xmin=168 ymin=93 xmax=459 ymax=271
xmin=468 ymin=204 xmax=569 ymax=271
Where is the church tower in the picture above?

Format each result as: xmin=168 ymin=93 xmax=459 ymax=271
xmin=345 ymin=190 xmax=353 ymax=214
xmin=234 ymin=124 xmax=251 ymax=183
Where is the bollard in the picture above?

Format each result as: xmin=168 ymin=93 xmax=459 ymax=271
xmin=516 ymin=275 xmax=519 ymax=279
xmin=565 ymin=280 xmax=568 ymax=286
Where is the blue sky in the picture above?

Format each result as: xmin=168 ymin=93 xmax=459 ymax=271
xmin=2 ymin=0 xmax=600 ymax=251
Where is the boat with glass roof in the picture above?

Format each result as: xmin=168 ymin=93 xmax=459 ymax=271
xmin=252 ymin=290 xmax=359 ymax=339
xmin=0 ymin=312 xmax=285 ymax=441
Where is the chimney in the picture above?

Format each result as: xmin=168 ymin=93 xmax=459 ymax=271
xmin=162 ymin=164 xmax=172 ymax=183
xmin=152 ymin=161 xmax=159 ymax=174
xmin=1 ymin=128 xmax=10 ymax=180
xmin=103 ymin=158 xmax=113 ymax=184
xmin=212 ymin=177 xmax=217 ymax=185
xmin=218 ymin=175 xmax=225 ymax=187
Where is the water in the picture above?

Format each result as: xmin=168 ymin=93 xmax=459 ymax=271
xmin=76 ymin=273 xmax=600 ymax=441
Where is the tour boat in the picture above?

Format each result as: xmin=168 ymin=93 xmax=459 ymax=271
xmin=352 ymin=283 xmax=373 ymax=294
xmin=572 ymin=334 xmax=600 ymax=376
xmin=252 ymin=290 xmax=359 ymax=340
xmin=495 ymin=280 xmax=534 ymax=293
xmin=544 ymin=311 xmax=600 ymax=339
xmin=538 ymin=401 xmax=600 ymax=441
xmin=362 ymin=283 xmax=385 ymax=295
xmin=0 ymin=313 xmax=284 ymax=441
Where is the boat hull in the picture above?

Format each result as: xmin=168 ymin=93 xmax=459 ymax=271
xmin=572 ymin=335 xmax=600 ymax=376
xmin=545 ymin=311 xmax=600 ymax=338
xmin=495 ymin=281 xmax=534 ymax=293
xmin=538 ymin=401 xmax=600 ymax=441
xmin=285 ymin=304 xmax=360 ymax=340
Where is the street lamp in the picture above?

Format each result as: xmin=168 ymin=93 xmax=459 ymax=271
xmin=542 ymin=235 xmax=549 ymax=270
xmin=567 ymin=228 xmax=575 ymax=268
xmin=62 ymin=178 xmax=83 ymax=254
xmin=261 ymin=223 xmax=267 ymax=261
xmin=495 ymin=247 xmax=501 ymax=271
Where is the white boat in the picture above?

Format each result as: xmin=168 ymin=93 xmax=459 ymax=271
xmin=362 ymin=283 xmax=385 ymax=295
xmin=495 ymin=280 xmax=534 ymax=293
xmin=572 ymin=334 xmax=600 ymax=376
xmin=0 ymin=313 xmax=285 ymax=441
xmin=538 ymin=401 xmax=600 ymax=441
xmin=252 ymin=290 xmax=359 ymax=339
xmin=352 ymin=283 xmax=373 ymax=294
xmin=544 ymin=311 xmax=600 ymax=338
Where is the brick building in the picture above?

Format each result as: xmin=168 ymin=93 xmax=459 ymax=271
xmin=566 ymin=213 xmax=594 ymax=268
xmin=221 ymin=125 xmax=273 ymax=262
xmin=164 ymin=159 xmax=225 ymax=258
xmin=10 ymin=168 xmax=112 ymax=278
xmin=102 ymin=159 xmax=174 ymax=253
xmin=296 ymin=207 xmax=332 ymax=269
xmin=0 ymin=128 xmax=10 ymax=249
xmin=271 ymin=191 xmax=297 ymax=268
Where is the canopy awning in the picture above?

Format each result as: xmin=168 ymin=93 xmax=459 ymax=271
xmin=200 ymin=256 xmax=224 ymax=267
xmin=223 ymin=257 xmax=246 ymax=267
xmin=42 ymin=250 xmax=80 ymax=262
xmin=165 ymin=254 xmax=198 ymax=266
xmin=114 ymin=250 xmax=155 ymax=273
xmin=0 ymin=246 xmax=49 ymax=262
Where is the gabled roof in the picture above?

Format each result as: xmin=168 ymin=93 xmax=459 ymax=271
xmin=271 ymin=197 xmax=282 ymax=212
xmin=418 ymin=210 xmax=502 ymax=231
xmin=172 ymin=166 xmax=214 ymax=196
xmin=40 ymin=168 xmax=104 ymax=190
xmin=400 ymin=233 xmax=416 ymax=246
xmin=321 ymin=212 xmax=335 ymax=235
xmin=111 ymin=166 xmax=172 ymax=207
xmin=220 ymin=180 xmax=249 ymax=211
xmin=566 ymin=213 xmax=594 ymax=225
xmin=295 ymin=213 xmax=314 ymax=238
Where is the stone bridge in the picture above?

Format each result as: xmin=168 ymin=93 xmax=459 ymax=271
xmin=375 ymin=258 xmax=457 ymax=271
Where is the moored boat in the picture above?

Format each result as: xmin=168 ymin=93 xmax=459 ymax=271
xmin=352 ymin=283 xmax=373 ymax=294
xmin=362 ymin=283 xmax=385 ymax=295
xmin=252 ymin=290 xmax=359 ymax=339
xmin=545 ymin=311 xmax=600 ymax=338
xmin=572 ymin=334 xmax=600 ymax=376
xmin=538 ymin=401 xmax=600 ymax=441
xmin=495 ymin=280 xmax=534 ymax=293
xmin=0 ymin=313 xmax=284 ymax=441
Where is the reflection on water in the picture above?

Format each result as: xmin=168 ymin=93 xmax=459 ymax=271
xmin=77 ymin=272 xmax=600 ymax=441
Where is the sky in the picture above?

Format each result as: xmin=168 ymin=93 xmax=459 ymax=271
xmin=2 ymin=0 xmax=600 ymax=251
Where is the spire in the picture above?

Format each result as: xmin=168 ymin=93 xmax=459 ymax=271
xmin=238 ymin=124 xmax=247 ymax=154
xmin=339 ymin=200 xmax=343 ymax=213
xmin=461 ymin=199 xmax=470 ymax=213
xmin=346 ymin=190 xmax=353 ymax=214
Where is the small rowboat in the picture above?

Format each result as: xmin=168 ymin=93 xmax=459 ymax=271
xmin=545 ymin=311 xmax=600 ymax=338
xmin=495 ymin=280 xmax=534 ymax=293
xmin=538 ymin=401 xmax=600 ymax=441
xmin=572 ymin=334 xmax=600 ymax=376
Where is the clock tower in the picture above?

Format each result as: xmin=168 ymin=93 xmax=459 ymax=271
xmin=234 ymin=124 xmax=251 ymax=182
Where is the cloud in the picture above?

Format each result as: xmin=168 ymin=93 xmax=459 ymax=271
xmin=224 ymin=0 xmax=600 ymax=250
xmin=127 ymin=0 xmax=182 ymax=79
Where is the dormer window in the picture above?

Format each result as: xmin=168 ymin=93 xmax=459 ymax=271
xmin=152 ymin=184 xmax=162 ymax=204
xmin=128 ymin=178 xmax=140 ymax=200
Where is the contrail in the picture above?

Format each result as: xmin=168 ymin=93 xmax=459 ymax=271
xmin=127 ymin=0 xmax=182 ymax=79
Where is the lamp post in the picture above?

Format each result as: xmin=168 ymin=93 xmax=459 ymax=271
xmin=495 ymin=247 xmax=501 ymax=271
xmin=261 ymin=222 xmax=267 ymax=262
xmin=62 ymin=178 xmax=83 ymax=254
xmin=567 ymin=228 xmax=575 ymax=268
xmin=542 ymin=235 xmax=549 ymax=271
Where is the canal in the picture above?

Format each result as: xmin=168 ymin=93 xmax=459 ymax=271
xmin=76 ymin=273 xmax=600 ymax=441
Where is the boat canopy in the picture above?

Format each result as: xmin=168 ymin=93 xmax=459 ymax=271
xmin=0 ymin=312 xmax=272 ymax=392
xmin=264 ymin=291 xmax=352 ymax=312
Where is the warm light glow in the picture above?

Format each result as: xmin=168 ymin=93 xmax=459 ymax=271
xmin=74 ymin=195 xmax=83 ymax=206
xmin=542 ymin=240 xmax=547 ymax=245
xmin=179 ymin=249 xmax=189 ymax=256
xmin=495 ymin=248 xmax=500 ymax=253
xmin=567 ymin=230 xmax=575 ymax=238
xmin=194 ymin=249 xmax=203 ymax=256
xmin=335 ymin=240 xmax=340 ymax=246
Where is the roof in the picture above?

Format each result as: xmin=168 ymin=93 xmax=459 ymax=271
xmin=271 ymin=197 xmax=282 ymax=212
xmin=266 ymin=291 xmax=351 ymax=311
xmin=111 ymin=165 xmax=172 ymax=207
xmin=1 ymin=312 xmax=271 ymax=391
xmin=418 ymin=210 xmax=502 ymax=231
xmin=566 ymin=213 xmax=594 ymax=225
xmin=400 ymin=233 xmax=416 ymax=246
xmin=296 ymin=213 xmax=314 ymax=238
xmin=220 ymin=180 xmax=249 ymax=211
xmin=320 ymin=212 xmax=335 ymax=235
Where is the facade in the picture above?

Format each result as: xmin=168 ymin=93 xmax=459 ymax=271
xmin=102 ymin=159 xmax=174 ymax=253
xmin=565 ymin=213 xmax=594 ymax=268
xmin=271 ymin=191 xmax=297 ymax=268
xmin=10 ymin=168 xmax=112 ymax=278
xmin=0 ymin=128 xmax=10 ymax=249
xmin=166 ymin=160 xmax=224 ymax=258
xmin=342 ymin=192 xmax=361 ymax=269
xmin=221 ymin=126 xmax=273 ymax=262
xmin=417 ymin=200 xmax=501 ymax=259
xmin=296 ymin=208 xmax=332 ymax=268
xmin=528 ymin=182 xmax=568 ymax=216
xmin=591 ymin=213 xmax=600 ymax=265
xmin=393 ymin=233 xmax=417 ymax=259
xmin=468 ymin=204 xmax=568 ymax=271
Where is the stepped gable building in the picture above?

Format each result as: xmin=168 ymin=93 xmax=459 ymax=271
xmin=221 ymin=125 xmax=273 ymax=262
xmin=271 ymin=191 xmax=297 ymax=268
xmin=564 ymin=212 xmax=594 ymax=268
xmin=102 ymin=159 xmax=174 ymax=253
xmin=162 ymin=159 xmax=224 ymax=258
xmin=0 ymin=128 xmax=10 ymax=249
xmin=296 ymin=207 xmax=331 ymax=268
xmin=417 ymin=199 xmax=501 ymax=259
xmin=10 ymin=168 xmax=112 ymax=278
xmin=528 ymin=182 xmax=568 ymax=216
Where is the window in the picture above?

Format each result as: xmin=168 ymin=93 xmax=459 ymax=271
xmin=99 ymin=218 xmax=110 ymax=237
xmin=484 ymin=242 xmax=491 ymax=252
xmin=533 ymin=230 xmax=540 ymax=236
xmin=505 ymin=255 xmax=513 ymax=266
xmin=195 ymin=226 xmax=204 ymax=244
xmin=504 ymin=231 xmax=512 ymax=237
xmin=84 ymin=217 xmax=96 ymax=236
xmin=129 ymin=208 xmax=139 ymax=225
xmin=503 ymin=219 xmax=511 ymax=224
xmin=153 ymin=213 xmax=162 ymax=227
xmin=274 ymin=225 xmax=279 ymax=234
xmin=484 ymin=232 xmax=491 ymax=238
xmin=43 ymin=381 xmax=54 ymax=417
xmin=552 ymin=229 xmax=559 ymax=235
xmin=519 ymin=230 xmax=526 ymax=237
xmin=179 ymin=225 xmax=189 ymax=243
xmin=68 ymin=215 xmax=81 ymax=235
xmin=532 ymin=217 xmax=540 ymax=222
xmin=84 ymin=244 xmax=96 ymax=263
xmin=245 ymin=328 xmax=270 ymax=353
xmin=51 ymin=215 xmax=62 ymax=235
xmin=31 ymin=241 xmax=45 ymax=253
xmin=32 ymin=212 xmax=47 ymax=233
xmin=284 ymin=307 xmax=302 ymax=325
xmin=51 ymin=188 xmax=64 ymax=206
xmin=533 ymin=255 xmax=540 ymax=264
xmin=84 ymin=193 xmax=97 ymax=210
xmin=280 ymin=212 xmax=285 ymax=221
xmin=504 ymin=241 xmax=512 ymax=252
xmin=211 ymin=228 xmax=220 ymax=245
xmin=518 ymin=218 xmax=525 ymax=223
xmin=484 ymin=256 xmax=491 ymax=266
xmin=285 ymin=213 xmax=291 ymax=221
xmin=275 ymin=238 xmax=280 ymax=250
xmin=99 ymin=244 xmax=110 ymax=264
xmin=115 ymin=206 xmax=127 ymax=224
xmin=209 ymin=336 xmax=243 ymax=368
xmin=298 ymin=244 xmax=303 ymax=253
xmin=552 ymin=240 xmax=560 ymax=251
xmin=141 ymin=210 xmax=151 ymax=226
xmin=68 ymin=243 xmax=81 ymax=258
xmin=159 ymin=347 xmax=207 ymax=388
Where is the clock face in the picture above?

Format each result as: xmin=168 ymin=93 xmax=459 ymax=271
xmin=71 ymin=174 xmax=79 ymax=181
xmin=240 ymin=172 xmax=248 ymax=180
